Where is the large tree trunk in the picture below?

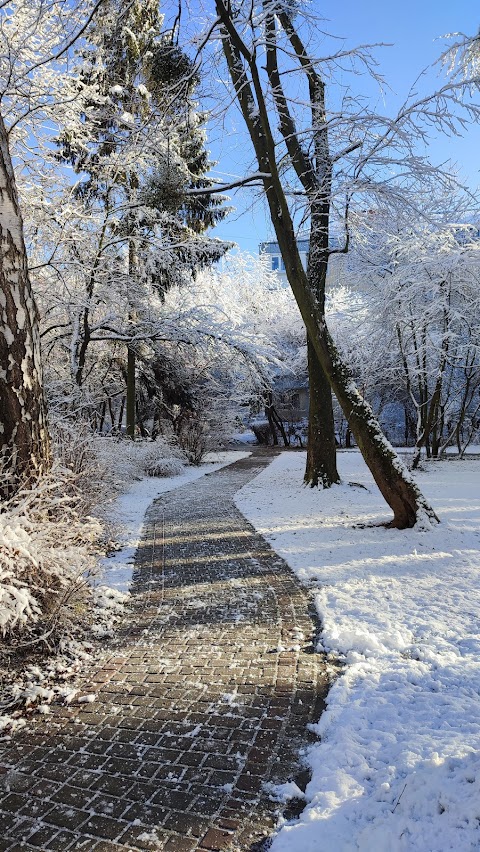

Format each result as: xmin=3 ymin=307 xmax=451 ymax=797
xmin=126 ymin=346 xmax=136 ymax=438
xmin=125 ymin=194 xmax=138 ymax=440
xmin=125 ymin=211 xmax=137 ymax=440
xmin=0 ymin=115 xmax=50 ymax=498
xmin=305 ymin=337 xmax=340 ymax=487
xmin=295 ymin=277 xmax=437 ymax=528
xmin=304 ymin=206 xmax=339 ymax=488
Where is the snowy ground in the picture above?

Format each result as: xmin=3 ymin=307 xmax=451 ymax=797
xmin=235 ymin=451 xmax=480 ymax=852
xmin=101 ymin=450 xmax=250 ymax=592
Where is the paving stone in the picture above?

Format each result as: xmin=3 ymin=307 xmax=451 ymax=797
xmin=0 ymin=809 xmax=22 ymax=836
xmin=117 ymin=824 xmax=170 ymax=848
xmin=1 ymin=773 xmax=35 ymax=795
xmin=81 ymin=813 xmax=126 ymax=840
xmin=163 ymin=836 xmax=197 ymax=852
xmin=26 ymin=825 xmax=61 ymax=847
xmin=122 ymin=801 xmax=169 ymax=824
xmin=44 ymin=803 xmax=90 ymax=831
xmin=44 ymin=829 xmax=79 ymax=851
xmin=199 ymin=827 xmax=236 ymax=850
xmin=0 ymin=450 xmax=328 ymax=851
xmin=4 ymin=845 xmax=38 ymax=852
xmin=163 ymin=812 xmax=209 ymax=836
xmin=0 ymin=793 xmax=29 ymax=813
xmin=68 ymin=770 xmax=103 ymax=790
xmin=55 ymin=784 xmax=96 ymax=810
xmin=89 ymin=792 xmax=129 ymax=819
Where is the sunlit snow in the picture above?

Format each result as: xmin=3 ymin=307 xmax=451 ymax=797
xmin=236 ymin=450 xmax=480 ymax=852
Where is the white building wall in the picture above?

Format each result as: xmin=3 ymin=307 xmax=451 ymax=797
xmin=260 ymin=237 xmax=346 ymax=289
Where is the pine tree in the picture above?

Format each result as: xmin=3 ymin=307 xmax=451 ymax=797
xmin=57 ymin=1 xmax=229 ymax=435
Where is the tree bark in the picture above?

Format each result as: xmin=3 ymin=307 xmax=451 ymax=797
xmin=305 ymin=337 xmax=340 ymax=486
xmin=126 ymin=346 xmax=136 ymax=438
xmin=263 ymin=7 xmax=339 ymax=488
xmin=304 ymin=206 xmax=339 ymax=487
xmin=0 ymin=114 xmax=50 ymax=498
xmin=284 ymin=250 xmax=437 ymax=527
xmin=126 ymin=219 xmax=137 ymax=440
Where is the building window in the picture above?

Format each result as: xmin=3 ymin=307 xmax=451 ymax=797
xmin=272 ymin=256 xmax=280 ymax=270
xmin=280 ymin=257 xmax=286 ymax=271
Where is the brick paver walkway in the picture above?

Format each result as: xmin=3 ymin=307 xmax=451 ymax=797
xmin=0 ymin=450 xmax=328 ymax=851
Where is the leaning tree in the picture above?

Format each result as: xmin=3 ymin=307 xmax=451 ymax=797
xmin=197 ymin=0 xmax=480 ymax=526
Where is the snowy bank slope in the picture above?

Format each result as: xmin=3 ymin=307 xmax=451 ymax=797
xmin=235 ymin=451 xmax=480 ymax=852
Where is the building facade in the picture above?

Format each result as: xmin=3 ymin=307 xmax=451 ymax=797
xmin=259 ymin=235 xmax=345 ymax=288
xmin=258 ymin=237 xmax=309 ymax=285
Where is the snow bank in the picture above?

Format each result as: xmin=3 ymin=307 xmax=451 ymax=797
xmin=235 ymin=451 xmax=480 ymax=851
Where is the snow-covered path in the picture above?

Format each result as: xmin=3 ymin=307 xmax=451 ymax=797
xmin=0 ymin=450 xmax=327 ymax=851
xmin=235 ymin=451 xmax=480 ymax=851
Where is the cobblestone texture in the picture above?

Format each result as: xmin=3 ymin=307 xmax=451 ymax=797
xmin=0 ymin=450 xmax=328 ymax=851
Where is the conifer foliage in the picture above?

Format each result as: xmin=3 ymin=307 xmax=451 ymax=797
xmin=56 ymin=0 xmax=229 ymax=432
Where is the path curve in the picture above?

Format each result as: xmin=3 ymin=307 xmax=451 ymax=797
xmin=0 ymin=450 xmax=328 ymax=851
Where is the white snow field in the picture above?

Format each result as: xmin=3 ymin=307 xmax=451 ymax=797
xmin=102 ymin=450 xmax=250 ymax=591
xmin=235 ymin=451 xmax=480 ymax=852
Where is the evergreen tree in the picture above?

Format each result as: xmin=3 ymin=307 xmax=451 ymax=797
xmin=57 ymin=0 xmax=229 ymax=433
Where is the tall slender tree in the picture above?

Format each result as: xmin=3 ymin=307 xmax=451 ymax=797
xmin=209 ymin=0 xmax=444 ymax=527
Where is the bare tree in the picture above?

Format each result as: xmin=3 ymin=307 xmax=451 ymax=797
xmin=199 ymin=0 xmax=480 ymax=526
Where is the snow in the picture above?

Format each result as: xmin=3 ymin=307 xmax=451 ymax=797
xmin=267 ymin=781 xmax=307 ymax=804
xmin=231 ymin=430 xmax=258 ymax=444
xmin=101 ymin=451 xmax=250 ymax=592
xmin=77 ymin=693 xmax=96 ymax=704
xmin=235 ymin=451 xmax=480 ymax=852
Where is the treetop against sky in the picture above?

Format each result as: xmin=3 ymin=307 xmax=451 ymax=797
xmin=201 ymin=0 xmax=480 ymax=252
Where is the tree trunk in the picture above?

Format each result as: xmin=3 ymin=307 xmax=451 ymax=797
xmin=0 ymin=115 xmax=50 ymax=498
xmin=126 ymin=347 xmax=136 ymax=438
xmin=117 ymin=396 xmax=125 ymax=430
xmin=311 ymin=319 xmax=436 ymax=527
xmin=305 ymin=337 xmax=340 ymax=487
xmin=98 ymin=400 xmax=106 ymax=433
xmin=303 ymin=207 xmax=339 ymax=487
xmin=285 ymin=241 xmax=437 ymax=525
xmin=126 ymin=224 xmax=137 ymax=439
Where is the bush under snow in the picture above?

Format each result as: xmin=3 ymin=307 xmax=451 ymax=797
xmin=0 ymin=471 xmax=100 ymax=638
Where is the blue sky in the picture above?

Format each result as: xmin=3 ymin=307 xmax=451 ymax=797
xmin=207 ymin=0 xmax=480 ymax=254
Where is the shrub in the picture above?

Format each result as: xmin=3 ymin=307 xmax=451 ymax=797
xmin=0 ymin=470 xmax=100 ymax=640
xmin=141 ymin=452 xmax=186 ymax=478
